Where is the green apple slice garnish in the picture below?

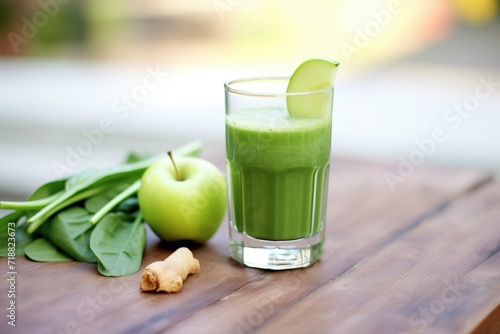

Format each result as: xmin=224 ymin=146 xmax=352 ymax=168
xmin=286 ymin=58 xmax=340 ymax=118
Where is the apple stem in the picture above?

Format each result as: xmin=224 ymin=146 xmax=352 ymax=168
xmin=167 ymin=151 xmax=183 ymax=181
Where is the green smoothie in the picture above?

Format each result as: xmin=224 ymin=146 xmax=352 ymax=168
xmin=226 ymin=108 xmax=332 ymax=241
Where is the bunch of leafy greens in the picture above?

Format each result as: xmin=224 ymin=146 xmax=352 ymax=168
xmin=0 ymin=141 xmax=202 ymax=277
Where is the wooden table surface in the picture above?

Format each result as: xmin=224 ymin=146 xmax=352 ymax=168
xmin=1 ymin=154 xmax=499 ymax=334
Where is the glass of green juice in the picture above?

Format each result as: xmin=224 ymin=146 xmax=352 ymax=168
xmin=225 ymin=77 xmax=334 ymax=270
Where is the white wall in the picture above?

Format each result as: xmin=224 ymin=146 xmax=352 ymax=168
xmin=0 ymin=59 xmax=499 ymax=198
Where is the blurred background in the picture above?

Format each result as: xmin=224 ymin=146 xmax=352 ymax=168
xmin=0 ymin=0 xmax=499 ymax=198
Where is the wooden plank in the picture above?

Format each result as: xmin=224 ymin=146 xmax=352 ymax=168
xmin=160 ymin=161 xmax=493 ymax=333
xmin=471 ymin=304 xmax=500 ymax=334
xmin=0 ymin=157 xmax=492 ymax=333
xmin=254 ymin=182 xmax=500 ymax=334
xmin=0 ymin=226 xmax=264 ymax=334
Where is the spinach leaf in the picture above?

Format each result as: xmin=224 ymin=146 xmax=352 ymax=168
xmin=0 ymin=210 xmax=25 ymax=227
xmin=115 ymin=197 xmax=139 ymax=213
xmin=27 ymin=140 xmax=202 ymax=232
xmin=125 ymin=152 xmax=153 ymax=164
xmin=0 ymin=178 xmax=65 ymax=212
xmin=84 ymin=182 xmax=131 ymax=214
xmin=41 ymin=206 xmax=97 ymax=263
xmin=27 ymin=178 xmax=67 ymax=201
xmin=27 ymin=183 xmax=113 ymax=234
xmin=25 ymin=238 xmax=73 ymax=262
xmin=0 ymin=212 xmax=34 ymax=256
xmin=0 ymin=192 xmax=62 ymax=211
xmin=64 ymin=140 xmax=202 ymax=194
xmin=90 ymin=212 xmax=146 ymax=277
xmin=89 ymin=180 xmax=140 ymax=225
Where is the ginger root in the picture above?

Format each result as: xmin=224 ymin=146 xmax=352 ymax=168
xmin=140 ymin=247 xmax=200 ymax=293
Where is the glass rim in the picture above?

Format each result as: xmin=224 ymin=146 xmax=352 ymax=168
xmin=224 ymin=76 xmax=335 ymax=97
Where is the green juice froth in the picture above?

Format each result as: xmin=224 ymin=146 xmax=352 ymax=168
xmin=226 ymin=108 xmax=331 ymax=241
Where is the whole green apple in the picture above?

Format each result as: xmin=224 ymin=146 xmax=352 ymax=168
xmin=138 ymin=153 xmax=227 ymax=243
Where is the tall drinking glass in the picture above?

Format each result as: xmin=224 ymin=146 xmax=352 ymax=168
xmin=225 ymin=77 xmax=334 ymax=270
